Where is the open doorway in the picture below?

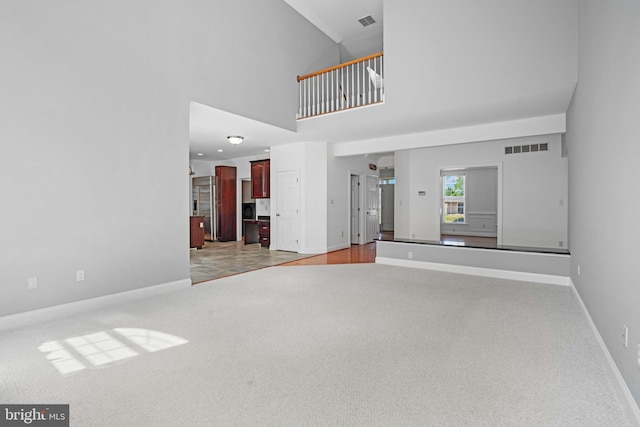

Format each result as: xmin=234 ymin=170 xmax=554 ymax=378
xmin=350 ymin=174 xmax=361 ymax=244
xmin=379 ymin=168 xmax=394 ymax=240
xmin=440 ymin=166 xmax=498 ymax=247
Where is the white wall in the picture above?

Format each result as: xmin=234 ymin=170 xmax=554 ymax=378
xmin=271 ymin=142 xmax=328 ymax=254
xmin=0 ymin=1 xmax=338 ymax=317
xmin=394 ymin=151 xmax=412 ymax=239
xmin=386 ymin=0 xmax=577 ymax=129
xmin=395 ymin=134 xmax=567 ymax=249
xmin=307 ymin=0 xmax=577 ymax=157
xmin=183 ymin=0 xmax=339 ymax=131
xmin=190 ymin=160 xmax=214 ymax=177
xmin=302 ymin=142 xmax=328 ymax=253
xmin=567 ymin=0 xmax=640 ymax=407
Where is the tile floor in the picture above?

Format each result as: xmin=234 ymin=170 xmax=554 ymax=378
xmin=190 ymin=240 xmax=313 ymax=284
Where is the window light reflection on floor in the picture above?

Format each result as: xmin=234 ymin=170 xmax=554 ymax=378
xmin=39 ymin=328 xmax=188 ymax=375
xmin=113 ymin=328 xmax=188 ymax=353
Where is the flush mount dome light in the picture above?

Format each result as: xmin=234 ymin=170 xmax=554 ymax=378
xmin=227 ymin=136 xmax=244 ymax=145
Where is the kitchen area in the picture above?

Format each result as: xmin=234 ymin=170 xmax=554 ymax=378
xmin=242 ymin=159 xmax=271 ymax=248
xmin=188 ymin=158 xmax=309 ymax=283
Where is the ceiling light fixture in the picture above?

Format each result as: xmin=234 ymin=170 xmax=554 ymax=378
xmin=197 ymin=153 xmax=204 ymax=156
xmin=217 ymin=149 xmax=223 ymax=152
xmin=227 ymin=135 xmax=244 ymax=145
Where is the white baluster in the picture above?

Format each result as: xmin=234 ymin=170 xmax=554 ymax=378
xmin=368 ymin=58 xmax=372 ymax=105
xmin=304 ymin=78 xmax=308 ymax=117
xmin=340 ymin=67 xmax=344 ymax=110
xmin=380 ymin=55 xmax=384 ymax=101
xmin=333 ymin=69 xmax=337 ymax=111
xmin=361 ymin=61 xmax=365 ymax=105
xmin=356 ymin=63 xmax=360 ymax=106
xmin=323 ymin=72 xmax=327 ymax=113
xmin=373 ymin=58 xmax=377 ymax=103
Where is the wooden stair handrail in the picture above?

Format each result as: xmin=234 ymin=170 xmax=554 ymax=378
xmin=297 ymin=52 xmax=383 ymax=82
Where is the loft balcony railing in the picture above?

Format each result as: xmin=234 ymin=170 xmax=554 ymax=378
xmin=297 ymin=52 xmax=384 ymax=119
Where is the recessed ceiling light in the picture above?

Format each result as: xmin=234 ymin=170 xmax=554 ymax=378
xmin=265 ymin=149 xmax=270 ymax=152
xmin=197 ymin=153 xmax=204 ymax=156
xmin=217 ymin=149 xmax=223 ymax=152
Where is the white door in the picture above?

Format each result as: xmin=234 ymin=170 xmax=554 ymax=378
xmin=350 ymin=175 xmax=360 ymax=244
xmin=276 ymin=170 xmax=300 ymax=252
xmin=365 ymin=174 xmax=379 ymax=242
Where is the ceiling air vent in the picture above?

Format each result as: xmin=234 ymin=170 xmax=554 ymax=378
xmin=358 ymin=15 xmax=376 ymax=27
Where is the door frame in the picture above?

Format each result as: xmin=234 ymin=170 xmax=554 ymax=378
xmin=274 ymin=169 xmax=300 ymax=252
xmin=365 ymin=173 xmax=380 ymax=243
xmin=438 ymin=161 xmax=503 ymax=245
xmin=348 ymin=170 xmax=365 ymax=245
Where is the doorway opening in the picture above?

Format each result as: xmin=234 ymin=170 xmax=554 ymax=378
xmin=440 ymin=166 xmax=499 ymax=247
xmin=350 ymin=174 xmax=361 ymax=245
xmin=379 ymin=168 xmax=394 ymax=239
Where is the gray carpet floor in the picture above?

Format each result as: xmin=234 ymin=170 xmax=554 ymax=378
xmin=0 ymin=264 xmax=633 ymax=426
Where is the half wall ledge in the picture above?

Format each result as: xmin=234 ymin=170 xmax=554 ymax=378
xmin=375 ymin=240 xmax=570 ymax=286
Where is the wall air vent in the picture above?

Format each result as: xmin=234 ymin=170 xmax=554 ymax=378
xmin=504 ymin=142 xmax=550 ymax=155
xmin=358 ymin=15 xmax=376 ymax=27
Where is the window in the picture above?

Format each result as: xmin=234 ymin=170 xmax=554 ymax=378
xmin=442 ymin=174 xmax=465 ymax=223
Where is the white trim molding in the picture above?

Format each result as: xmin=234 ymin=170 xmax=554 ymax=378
xmin=375 ymin=257 xmax=571 ymax=286
xmin=569 ymin=279 xmax=640 ymax=425
xmin=0 ymin=279 xmax=192 ymax=331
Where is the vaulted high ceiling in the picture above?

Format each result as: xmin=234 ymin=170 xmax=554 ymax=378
xmin=190 ymin=0 xmax=577 ymax=162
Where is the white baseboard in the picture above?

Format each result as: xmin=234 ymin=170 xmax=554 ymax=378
xmin=569 ymin=279 xmax=640 ymax=425
xmin=375 ymin=257 xmax=571 ymax=286
xmin=0 ymin=278 xmax=192 ymax=331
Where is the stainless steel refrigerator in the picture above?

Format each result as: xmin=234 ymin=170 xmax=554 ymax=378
xmin=192 ymin=176 xmax=216 ymax=241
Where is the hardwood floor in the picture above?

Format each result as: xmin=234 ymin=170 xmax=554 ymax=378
xmin=278 ymin=243 xmax=377 ymax=266
xmin=191 ymin=232 xmax=392 ymax=282
xmin=190 ymin=232 xmax=503 ymax=282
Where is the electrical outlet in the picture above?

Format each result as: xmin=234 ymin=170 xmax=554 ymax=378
xmin=408 ymin=252 xmax=413 ymax=260
xmin=578 ymin=265 xmax=581 ymax=276
xmin=623 ymin=325 xmax=628 ymax=348
xmin=28 ymin=277 xmax=38 ymax=290
xmin=76 ymin=270 xmax=85 ymax=282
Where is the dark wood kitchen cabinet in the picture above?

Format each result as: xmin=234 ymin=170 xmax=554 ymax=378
xmin=215 ymin=165 xmax=236 ymax=242
xmin=250 ymin=159 xmax=270 ymax=198
xmin=244 ymin=219 xmax=270 ymax=248
xmin=189 ymin=216 xmax=205 ymax=249
xmin=258 ymin=220 xmax=270 ymax=248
